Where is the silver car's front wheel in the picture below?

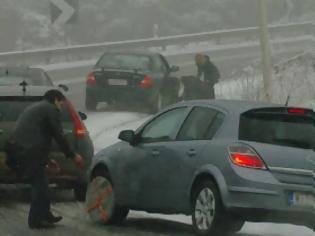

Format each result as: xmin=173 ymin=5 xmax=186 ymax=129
xmin=192 ymin=181 xmax=223 ymax=235
xmin=85 ymin=174 xmax=129 ymax=225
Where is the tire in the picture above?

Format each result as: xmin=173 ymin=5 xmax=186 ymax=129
xmin=192 ymin=180 xmax=225 ymax=235
xmin=85 ymin=96 xmax=97 ymax=111
xmin=85 ymin=173 xmax=129 ymax=225
xmin=74 ymin=184 xmax=87 ymax=202
xmin=149 ymin=92 xmax=163 ymax=114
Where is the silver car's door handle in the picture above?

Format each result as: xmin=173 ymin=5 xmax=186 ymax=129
xmin=151 ymin=150 xmax=160 ymax=157
xmin=187 ymin=149 xmax=197 ymax=157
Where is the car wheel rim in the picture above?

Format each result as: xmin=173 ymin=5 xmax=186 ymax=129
xmin=85 ymin=176 xmax=114 ymax=223
xmin=194 ymin=187 xmax=215 ymax=231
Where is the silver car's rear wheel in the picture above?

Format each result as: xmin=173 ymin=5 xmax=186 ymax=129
xmin=194 ymin=188 xmax=215 ymax=231
xmin=192 ymin=181 xmax=223 ymax=235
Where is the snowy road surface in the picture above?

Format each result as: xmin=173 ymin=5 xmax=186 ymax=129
xmin=0 ymin=110 xmax=314 ymax=236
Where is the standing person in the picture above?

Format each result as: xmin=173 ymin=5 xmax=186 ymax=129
xmin=195 ymin=53 xmax=220 ymax=99
xmin=5 ymin=89 xmax=84 ymax=229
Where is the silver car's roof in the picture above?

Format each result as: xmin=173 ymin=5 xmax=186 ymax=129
xmin=177 ymin=99 xmax=281 ymax=114
xmin=173 ymin=99 xmax=283 ymax=140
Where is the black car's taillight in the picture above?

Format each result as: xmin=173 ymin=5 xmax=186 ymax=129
xmin=139 ymin=75 xmax=154 ymax=89
xmin=87 ymin=72 xmax=97 ymax=86
xmin=228 ymin=144 xmax=267 ymax=170
xmin=66 ymin=100 xmax=87 ymax=138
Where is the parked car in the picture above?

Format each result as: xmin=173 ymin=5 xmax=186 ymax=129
xmin=0 ymin=85 xmax=93 ymax=201
xmin=0 ymin=66 xmax=68 ymax=91
xmin=85 ymin=50 xmax=180 ymax=113
xmin=86 ymin=100 xmax=315 ymax=234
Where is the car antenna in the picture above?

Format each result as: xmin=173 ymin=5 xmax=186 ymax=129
xmin=20 ymin=80 xmax=28 ymax=95
xmin=285 ymin=95 xmax=290 ymax=106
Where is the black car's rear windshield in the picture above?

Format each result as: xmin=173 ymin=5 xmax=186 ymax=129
xmin=0 ymin=68 xmax=53 ymax=86
xmin=96 ymin=53 xmax=152 ymax=71
xmin=0 ymin=97 xmax=71 ymax=122
xmin=239 ymin=110 xmax=315 ymax=150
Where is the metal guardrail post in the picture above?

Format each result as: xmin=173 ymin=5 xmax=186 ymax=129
xmin=258 ymin=0 xmax=272 ymax=102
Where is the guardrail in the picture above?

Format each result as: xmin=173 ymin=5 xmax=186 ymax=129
xmin=45 ymin=36 xmax=314 ymax=84
xmin=0 ymin=21 xmax=313 ymax=66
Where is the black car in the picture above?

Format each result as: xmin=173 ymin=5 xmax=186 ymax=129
xmin=0 ymin=85 xmax=94 ymax=201
xmin=85 ymin=51 xmax=180 ymax=113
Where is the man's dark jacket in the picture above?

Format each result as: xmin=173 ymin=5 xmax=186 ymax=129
xmin=197 ymin=59 xmax=220 ymax=86
xmin=8 ymin=100 xmax=75 ymax=169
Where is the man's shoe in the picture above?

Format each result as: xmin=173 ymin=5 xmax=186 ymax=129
xmin=29 ymin=220 xmax=55 ymax=229
xmin=46 ymin=212 xmax=63 ymax=223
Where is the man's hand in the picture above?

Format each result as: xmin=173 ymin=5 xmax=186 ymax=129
xmin=47 ymin=159 xmax=61 ymax=174
xmin=74 ymin=154 xmax=84 ymax=169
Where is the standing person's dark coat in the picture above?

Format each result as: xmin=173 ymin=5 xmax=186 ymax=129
xmin=195 ymin=54 xmax=220 ymax=99
xmin=5 ymin=89 xmax=84 ymax=229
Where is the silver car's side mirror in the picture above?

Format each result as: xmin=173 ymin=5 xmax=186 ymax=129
xmin=119 ymin=130 xmax=136 ymax=144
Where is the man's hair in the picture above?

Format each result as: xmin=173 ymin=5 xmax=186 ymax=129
xmin=43 ymin=89 xmax=66 ymax=103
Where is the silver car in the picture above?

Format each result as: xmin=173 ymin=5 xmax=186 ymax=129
xmin=86 ymin=100 xmax=315 ymax=235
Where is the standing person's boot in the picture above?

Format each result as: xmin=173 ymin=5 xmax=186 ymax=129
xmin=29 ymin=220 xmax=54 ymax=229
xmin=46 ymin=212 xmax=63 ymax=223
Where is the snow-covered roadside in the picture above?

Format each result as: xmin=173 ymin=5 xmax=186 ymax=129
xmin=215 ymin=52 xmax=315 ymax=107
xmin=84 ymin=111 xmax=150 ymax=153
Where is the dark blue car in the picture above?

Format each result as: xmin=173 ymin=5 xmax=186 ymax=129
xmin=85 ymin=51 xmax=180 ymax=113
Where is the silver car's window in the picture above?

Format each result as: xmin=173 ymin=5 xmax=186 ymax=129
xmin=240 ymin=113 xmax=315 ymax=150
xmin=177 ymin=107 xmax=223 ymax=140
xmin=141 ymin=108 xmax=186 ymax=142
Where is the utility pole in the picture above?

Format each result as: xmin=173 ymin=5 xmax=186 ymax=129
xmin=258 ymin=0 xmax=272 ymax=102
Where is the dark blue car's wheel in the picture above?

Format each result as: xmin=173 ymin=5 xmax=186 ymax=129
xmin=85 ymin=96 xmax=97 ymax=111
xmin=149 ymin=92 xmax=164 ymax=114
xmin=85 ymin=174 xmax=129 ymax=225
xmin=192 ymin=181 xmax=224 ymax=235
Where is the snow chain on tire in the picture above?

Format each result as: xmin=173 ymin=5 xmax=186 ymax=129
xmin=85 ymin=176 xmax=114 ymax=224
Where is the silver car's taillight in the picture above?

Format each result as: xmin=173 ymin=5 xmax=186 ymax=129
xmin=228 ymin=145 xmax=267 ymax=170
